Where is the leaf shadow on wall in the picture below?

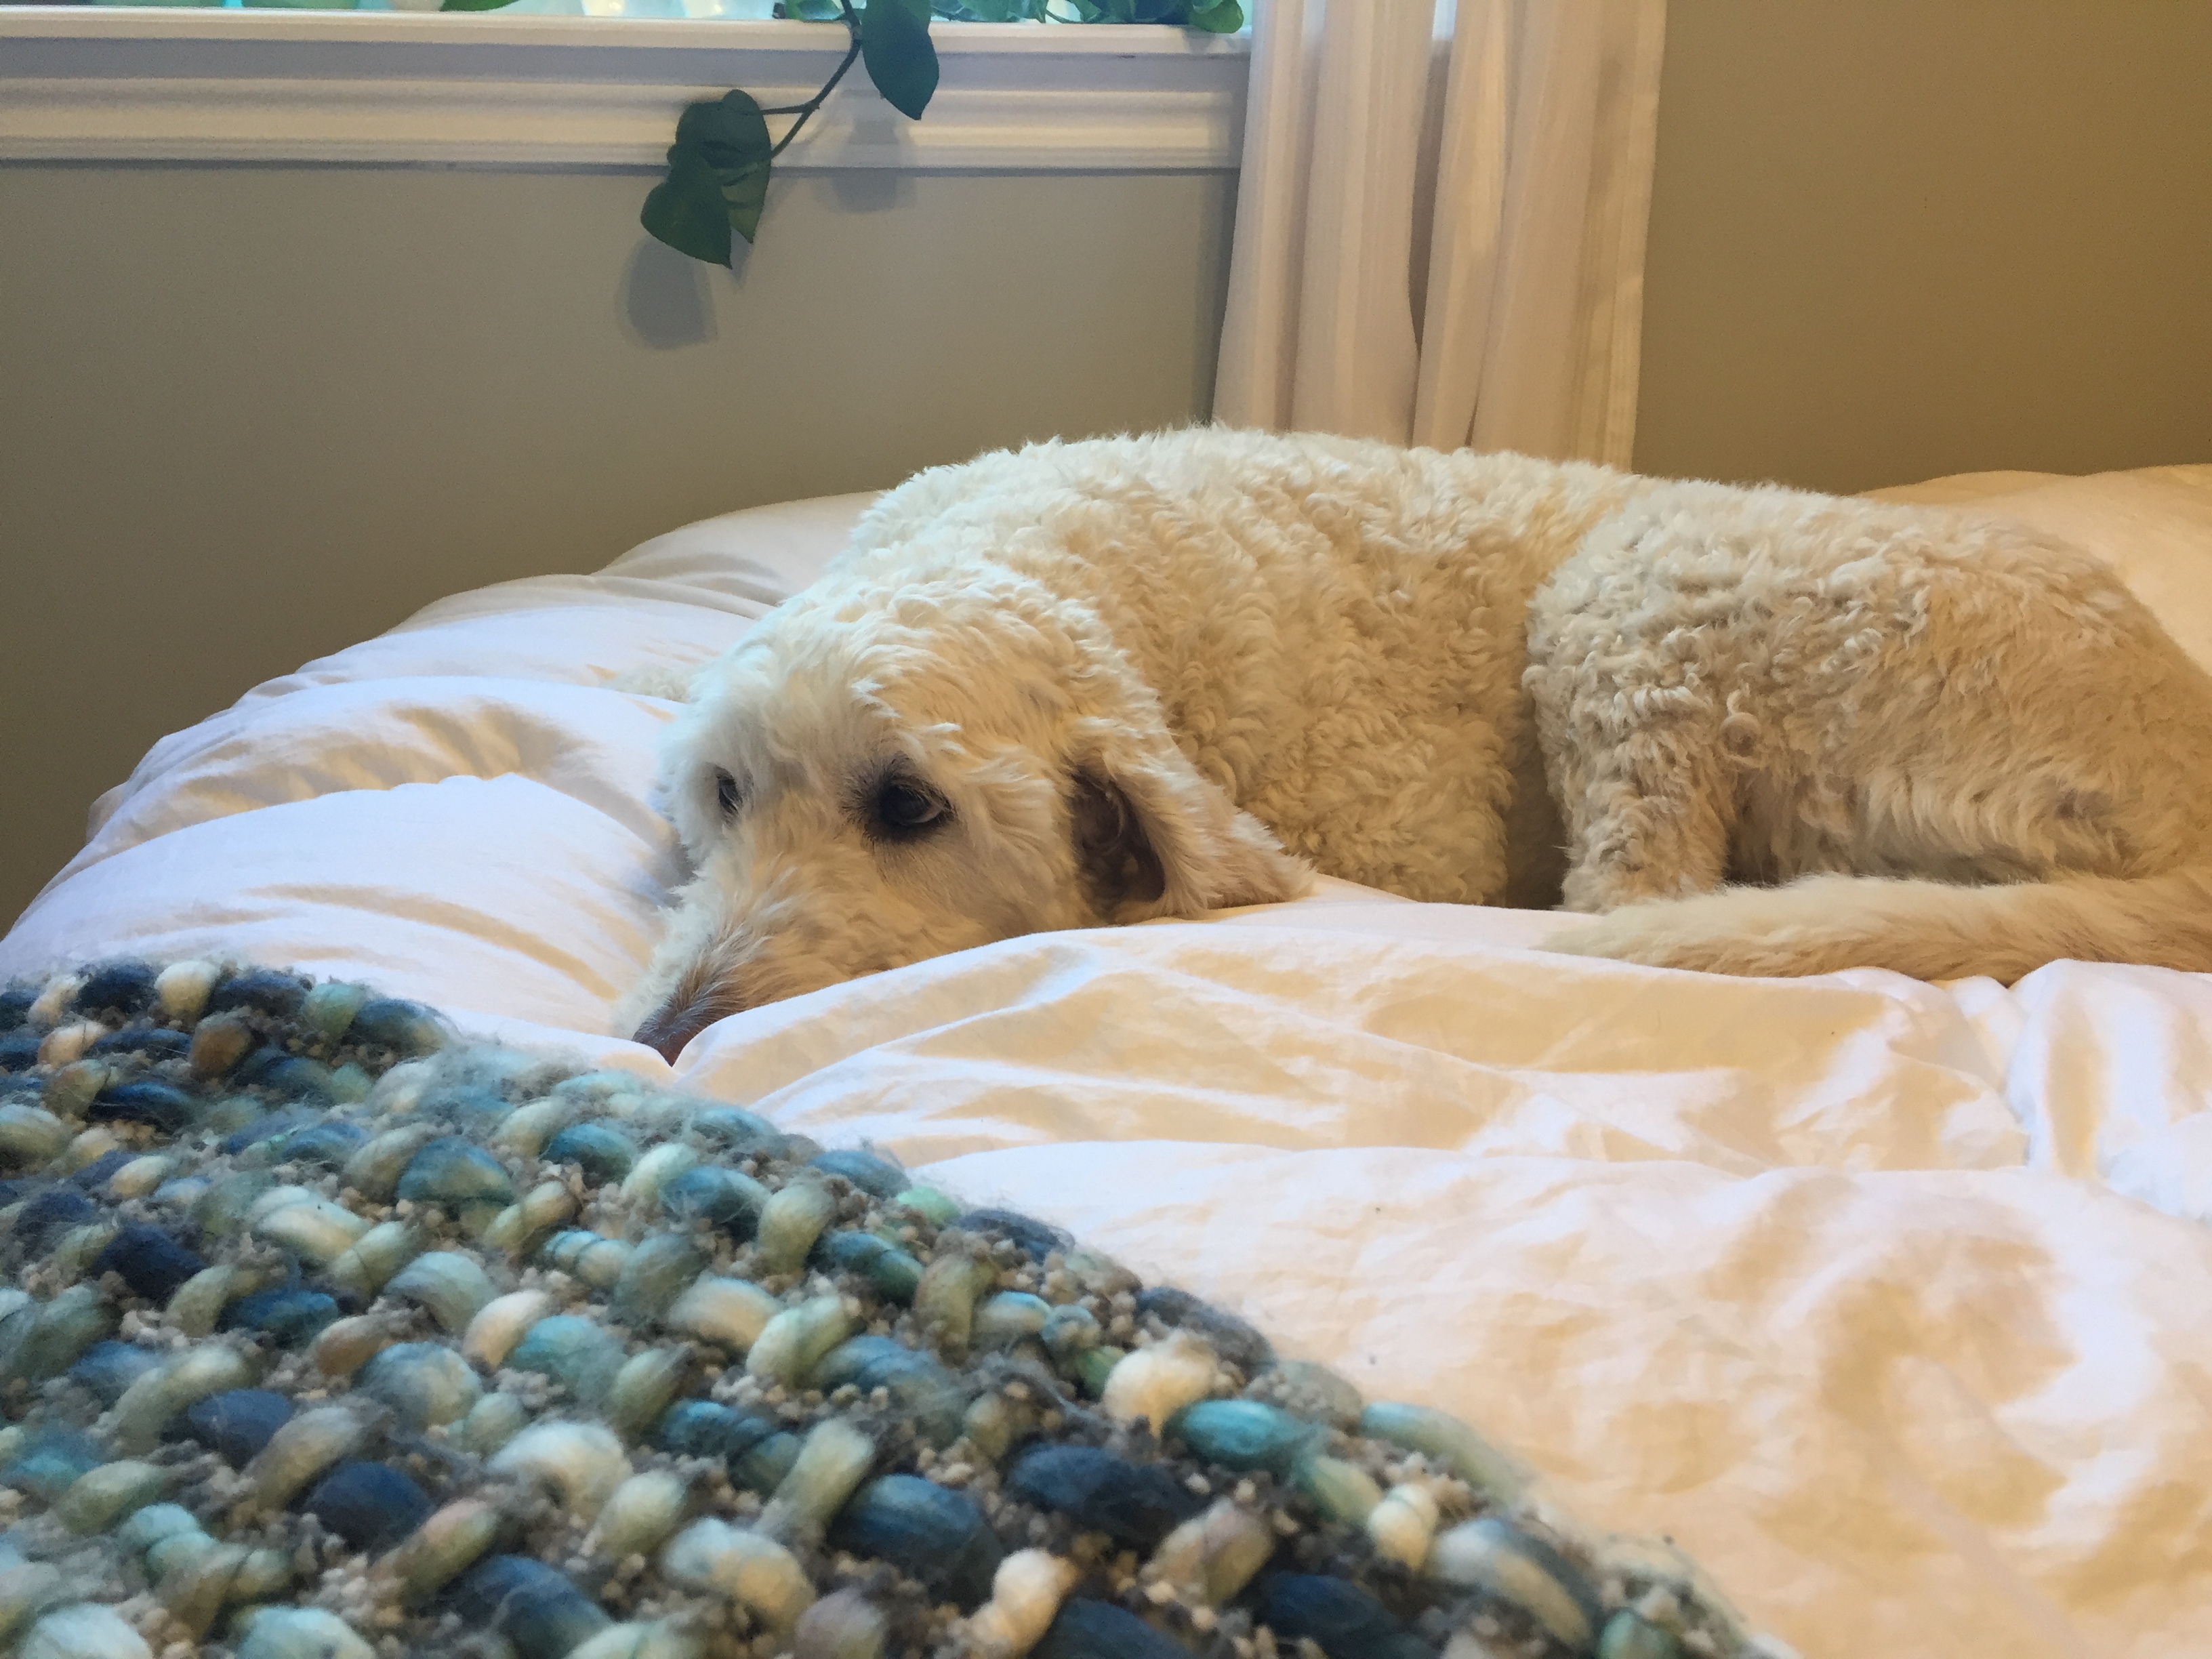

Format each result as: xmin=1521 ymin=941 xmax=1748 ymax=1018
xmin=830 ymin=171 xmax=916 ymax=215
xmin=620 ymin=234 xmax=725 ymax=350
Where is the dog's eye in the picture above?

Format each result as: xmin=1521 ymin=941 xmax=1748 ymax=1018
xmin=712 ymin=769 xmax=741 ymax=821
xmin=873 ymin=779 xmax=948 ymax=838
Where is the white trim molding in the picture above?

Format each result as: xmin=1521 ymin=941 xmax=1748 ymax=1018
xmin=0 ymin=10 xmax=1250 ymax=170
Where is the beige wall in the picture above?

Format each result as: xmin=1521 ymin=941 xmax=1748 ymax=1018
xmin=0 ymin=166 xmax=1237 ymax=926
xmin=1636 ymin=0 xmax=2212 ymax=493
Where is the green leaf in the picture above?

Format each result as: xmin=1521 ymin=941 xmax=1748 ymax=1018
xmin=861 ymin=0 xmax=938 ymax=121
xmin=674 ymin=91 xmax=775 ymax=243
xmin=1185 ymin=0 xmax=1242 ymax=30
xmin=439 ymin=0 xmax=520 ymax=9
xmin=641 ymin=146 xmax=735 ymax=267
xmin=676 ymin=89 xmax=773 ymax=171
xmin=715 ymin=152 xmax=772 ymax=245
xmin=787 ymin=0 xmax=844 ymax=19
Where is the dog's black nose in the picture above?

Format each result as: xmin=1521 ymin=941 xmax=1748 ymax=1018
xmin=632 ymin=992 xmax=722 ymax=1062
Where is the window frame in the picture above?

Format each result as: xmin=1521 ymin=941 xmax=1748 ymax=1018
xmin=0 ymin=9 xmax=1249 ymax=171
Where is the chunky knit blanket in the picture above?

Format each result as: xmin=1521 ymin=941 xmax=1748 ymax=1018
xmin=0 ymin=960 xmax=1781 ymax=1659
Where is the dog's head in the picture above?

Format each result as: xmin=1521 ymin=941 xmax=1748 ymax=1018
xmin=626 ymin=568 xmax=1307 ymax=1058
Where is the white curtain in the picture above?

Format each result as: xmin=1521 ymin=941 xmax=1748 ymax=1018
xmin=1214 ymin=0 xmax=1668 ymax=467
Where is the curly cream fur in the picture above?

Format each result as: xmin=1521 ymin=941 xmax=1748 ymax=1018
xmin=628 ymin=429 xmax=2212 ymax=1050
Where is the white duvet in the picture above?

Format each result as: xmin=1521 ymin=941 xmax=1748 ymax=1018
xmin=9 ymin=467 xmax=2212 ymax=1659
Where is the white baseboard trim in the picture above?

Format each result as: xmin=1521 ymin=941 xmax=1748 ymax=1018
xmin=0 ymin=10 xmax=1249 ymax=170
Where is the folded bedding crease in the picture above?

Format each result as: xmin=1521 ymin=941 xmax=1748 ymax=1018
xmin=8 ymin=469 xmax=2212 ymax=1658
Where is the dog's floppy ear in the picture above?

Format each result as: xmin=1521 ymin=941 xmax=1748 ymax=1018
xmin=1069 ymin=724 xmax=1310 ymax=922
xmin=1071 ymin=768 xmax=1168 ymax=914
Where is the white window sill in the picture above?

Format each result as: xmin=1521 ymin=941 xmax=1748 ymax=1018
xmin=0 ymin=9 xmax=1249 ymax=169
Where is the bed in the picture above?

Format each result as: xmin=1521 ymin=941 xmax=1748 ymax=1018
xmin=6 ymin=461 xmax=2212 ymax=1659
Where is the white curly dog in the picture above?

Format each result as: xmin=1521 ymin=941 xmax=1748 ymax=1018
xmin=629 ymin=428 xmax=2212 ymax=1055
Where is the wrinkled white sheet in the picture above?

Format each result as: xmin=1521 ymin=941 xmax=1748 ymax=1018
xmin=8 ymin=468 xmax=2212 ymax=1659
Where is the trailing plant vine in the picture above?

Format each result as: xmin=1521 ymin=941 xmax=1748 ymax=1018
xmin=632 ymin=0 xmax=1246 ymax=268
